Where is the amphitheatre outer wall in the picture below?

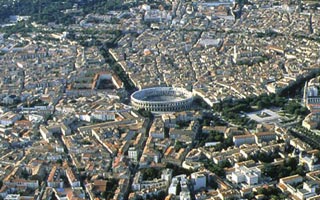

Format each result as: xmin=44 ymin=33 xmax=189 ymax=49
xmin=130 ymin=87 xmax=194 ymax=112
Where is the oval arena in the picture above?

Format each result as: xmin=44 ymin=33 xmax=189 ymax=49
xmin=131 ymin=87 xmax=194 ymax=112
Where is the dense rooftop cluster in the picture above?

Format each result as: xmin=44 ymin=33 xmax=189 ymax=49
xmin=0 ymin=0 xmax=319 ymax=200
xmin=108 ymin=0 xmax=320 ymax=106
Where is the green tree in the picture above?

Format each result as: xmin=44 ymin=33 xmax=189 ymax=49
xmin=204 ymin=160 xmax=225 ymax=177
xmin=176 ymin=181 xmax=181 ymax=195
xmin=56 ymin=159 xmax=63 ymax=165
xmin=103 ymin=178 xmax=118 ymax=199
xmin=137 ymin=108 xmax=153 ymax=118
xmin=175 ymin=141 xmax=183 ymax=152
xmin=141 ymin=168 xmax=161 ymax=180
xmin=156 ymin=191 xmax=167 ymax=200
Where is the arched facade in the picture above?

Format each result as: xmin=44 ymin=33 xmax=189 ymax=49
xmin=131 ymin=87 xmax=193 ymax=112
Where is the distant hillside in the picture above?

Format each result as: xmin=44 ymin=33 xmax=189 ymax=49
xmin=0 ymin=0 xmax=124 ymax=25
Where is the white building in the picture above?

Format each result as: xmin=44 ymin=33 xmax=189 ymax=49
xmin=149 ymin=118 xmax=165 ymax=139
xmin=144 ymin=9 xmax=168 ymax=22
xmin=169 ymin=174 xmax=188 ymax=195
xmin=66 ymin=168 xmax=80 ymax=188
xmin=76 ymin=113 xmax=91 ymax=122
xmin=162 ymin=114 xmax=176 ymax=128
xmin=128 ymin=147 xmax=139 ymax=162
xmin=233 ymin=135 xmax=255 ymax=147
xmin=278 ymin=175 xmax=317 ymax=199
xmin=168 ymin=178 xmax=179 ymax=195
xmin=40 ymin=125 xmax=52 ymax=143
xmin=0 ymin=112 xmax=21 ymax=126
xmin=4 ymin=179 xmax=39 ymax=190
xmin=231 ymin=166 xmax=261 ymax=186
xmin=191 ymin=172 xmax=206 ymax=191
xmin=299 ymin=153 xmax=320 ymax=171
xmin=254 ymin=132 xmax=277 ymax=144
xmin=47 ymin=167 xmax=64 ymax=188
xmin=180 ymin=191 xmax=191 ymax=200
xmin=161 ymin=168 xmax=172 ymax=182
xmin=91 ymin=110 xmax=115 ymax=121
xmin=61 ymin=123 xmax=71 ymax=136
xmin=132 ymin=169 xmax=172 ymax=192
xmin=308 ymin=86 xmax=318 ymax=97
xmin=279 ymin=174 xmax=303 ymax=185
xmin=2 ymin=96 xmax=15 ymax=105
xmin=4 ymin=194 xmax=20 ymax=200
